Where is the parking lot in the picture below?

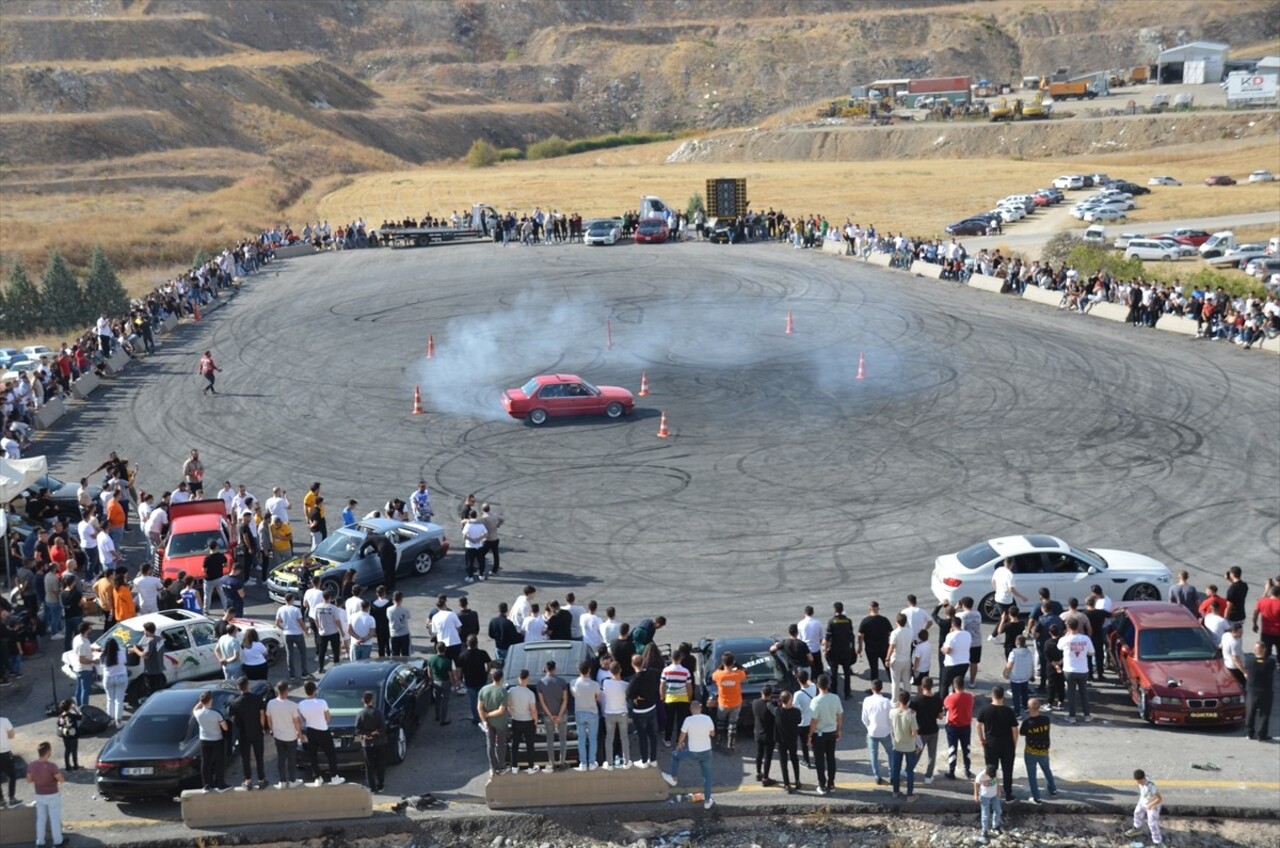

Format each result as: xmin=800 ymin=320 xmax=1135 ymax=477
xmin=6 ymin=237 xmax=1280 ymax=843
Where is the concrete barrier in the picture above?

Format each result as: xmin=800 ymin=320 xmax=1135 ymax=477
xmin=33 ymin=396 xmax=66 ymax=430
xmin=913 ymin=262 xmax=944 ymax=280
xmin=1156 ymin=316 xmax=1198 ymax=337
xmin=968 ymin=274 xmax=1006 ymax=294
xmin=180 ymin=782 xmax=372 ymax=828
xmin=821 ymin=239 xmax=847 ymax=256
xmin=71 ymin=373 xmax=102 ymax=399
xmin=1088 ymin=301 xmax=1132 ymax=324
xmin=0 ymin=802 xmax=35 ymax=846
xmin=1021 ymin=285 xmax=1064 ymax=308
xmin=1257 ymin=333 xmax=1280 ymax=355
xmin=105 ymin=348 xmax=131 ymax=375
xmin=486 ymin=764 xmax=670 ymax=810
xmin=274 ymin=242 xmax=315 ymax=259
xmin=161 ymin=314 xmax=179 ymax=334
xmin=867 ymin=252 xmax=893 ymax=268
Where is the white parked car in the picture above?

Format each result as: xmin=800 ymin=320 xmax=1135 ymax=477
xmin=21 ymin=345 xmax=55 ymax=362
xmin=1084 ymin=208 xmax=1128 ymax=223
xmin=1083 ymin=224 xmax=1107 ymax=244
xmin=1147 ymin=176 xmax=1181 ymax=186
xmin=1112 ymin=232 xmax=1144 ymax=250
xmin=1247 ymin=170 xmax=1276 ymax=183
xmin=1245 ymin=257 xmax=1280 ymax=279
xmin=583 ymin=218 xmax=622 ymax=246
xmin=931 ymin=534 xmax=1171 ymax=621
xmin=993 ymin=206 xmax=1025 ymax=222
xmin=1125 ymin=239 xmax=1179 ymax=261
xmin=61 ymin=609 xmax=284 ymax=703
xmin=1205 ymin=244 xmax=1269 ymax=268
xmin=1053 ymin=175 xmax=1085 ymax=190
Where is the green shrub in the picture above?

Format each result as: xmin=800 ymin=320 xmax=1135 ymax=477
xmin=497 ymin=147 xmax=525 ymax=162
xmin=1040 ymin=232 xmax=1081 ymax=267
xmin=686 ymin=193 xmax=706 ymax=218
xmin=1064 ymin=243 xmax=1144 ymax=280
xmin=466 ymin=139 xmax=500 ymax=168
xmin=525 ymin=131 xmax=677 ymax=161
xmin=526 ymin=136 xmax=569 ymax=160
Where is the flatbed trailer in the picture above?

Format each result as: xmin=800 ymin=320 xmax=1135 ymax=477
xmin=376 ymin=203 xmax=500 ymax=248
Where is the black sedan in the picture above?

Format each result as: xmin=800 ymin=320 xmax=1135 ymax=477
xmin=24 ymin=473 xmax=102 ymax=521
xmin=95 ymin=681 xmax=271 ymax=801
xmin=694 ymin=636 xmax=795 ymax=731
xmin=304 ymin=659 xmax=432 ymax=770
xmin=945 ymin=219 xmax=991 ymax=236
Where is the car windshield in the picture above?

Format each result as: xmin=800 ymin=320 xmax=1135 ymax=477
xmin=123 ymin=709 xmax=195 ymax=745
xmin=955 ymin=541 xmax=999 ymax=569
xmin=637 ymin=221 xmax=664 ymax=233
xmin=317 ymin=684 xmax=380 ymax=712
xmin=578 ymin=379 xmax=599 ymax=395
xmin=168 ymin=529 xmax=224 ymax=557
xmin=1137 ymin=626 xmax=1217 ymax=661
xmin=588 ymin=222 xmax=613 ymax=233
xmin=99 ymin=623 xmax=143 ymax=650
xmin=312 ymin=530 xmax=362 ymax=564
xmin=40 ymin=473 xmax=65 ymax=490
xmin=734 ymin=652 xmax=783 ymax=685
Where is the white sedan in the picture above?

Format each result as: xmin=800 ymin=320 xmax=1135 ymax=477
xmin=1247 ymin=170 xmax=1276 ymax=184
xmin=583 ymin=218 xmax=622 ymax=246
xmin=61 ymin=609 xmax=284 ymax=703
xmin=1084 ymin=208 xmax=1128 ymax=223
xmin=1147 ymin=176 xmax=1181 ymax=186
xmin=931 ymin=534 xmax=1171 ymax=621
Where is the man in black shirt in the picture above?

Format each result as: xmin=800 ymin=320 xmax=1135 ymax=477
xmin=824 ymin=602 xmax=857 ymax=699
xmin=1019 ymin=697 xmax=1056 ymax=803
xmin=1245 ymin=641 xmax=1276 ymax=741
xmin=359 ymin=531 xmax=399 ymax=593
xmin=857 ymin=601 xmax=892 ymax=685
xmin=487 ymin=602 xmax=521 ymax=664
xmin=201 ymin=540 xmax=226 ymax=613
xmin=610 ymin=624 xmax=636 ymax=680
xmin=1224 ymin=567 xmax=1249 ymax=624
xmin=228 ymin=677 xmax=267 ymax=789
xmin=771 ymin=624 xmax=813 ymax=691
xmin=976 ymin=685 xmax=1019 ymax=802
xmin=354 ymin=690 xmax=386 ymax=792
xmin=908 ymin=676 xmax=944 ymax=784
xmin=457 ymin=635 xmax=493 ymax=726
xmin=771 ymin=690 xmax=803 ymax=793
xmin=456 ymin=596 xmax=479 ymax=644
xmin=545 ymin=600 xmax=573 ymax=641
xmin=751 ymin=686 xmax=777 ymax=786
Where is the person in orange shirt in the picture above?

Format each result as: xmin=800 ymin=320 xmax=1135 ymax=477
xmin=105 ymin=492 xmax=127 ymax=550
xmin=711 ymin=651 xmax=748 ymax=751
xmin=49 ymin=537 xmax=70 ymax=575
xmin=112 ymin=572 xmax=136 ymax=624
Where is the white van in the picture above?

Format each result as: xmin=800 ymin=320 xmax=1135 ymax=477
xmin=1083 ymin=225 xmax=1107 ymax=244
xmin=1198 ymin=231 xmax=1236 ymax=259
xmin=1124 ymin=239 xmax=1178 ymax=261
xmin=1267 ymin=237 xmax=1280 ymax=256
xmin=1053 ymin=175 xmax=1084 ymax=190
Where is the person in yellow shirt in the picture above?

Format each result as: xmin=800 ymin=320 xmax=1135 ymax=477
xmin=270 ymin=516 xmax=294 ymax=564
xmin=302 ymin=482 xmax=321 ymax=518
xmin=112 ymin=573 xmax=136 ymax=624
xmin=711 ymin=652 xmax=748 ymax=751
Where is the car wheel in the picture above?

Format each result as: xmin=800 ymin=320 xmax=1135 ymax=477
xmin=262 ymin=639 xmax=282 ymax=667
xmin=389 ymin=726 xmax=408 ymax=764
xmin=528 ymin=408 xmax=548 ymax=426
xmin=412 ymin=550 xmax=433 ymax=576
xmin=321 ymin=578 xmax=341 ymax=599
xmin=1162 ymin=254 xmax=1171 ymax=261
xmin=979 ymin=593 xmax=1001 ymax=622
xmin=605 ymin=402 xmax=624 ymax=419
xmin=1124 ymin=583 xmax=1160 ymax=602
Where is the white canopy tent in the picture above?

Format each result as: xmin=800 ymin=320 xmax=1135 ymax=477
xmin=1 ymin=455 xmax=47 ymax=505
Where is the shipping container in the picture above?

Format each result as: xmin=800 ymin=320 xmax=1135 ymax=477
xmin=907 ymin=75 xmax=971 ymax=94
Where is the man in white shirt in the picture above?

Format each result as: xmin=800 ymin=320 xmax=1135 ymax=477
xmin=344 ymin=587 xmax=366 ymax=625
xmin=522 ymin=606 xmax=547 ymax=643
xmin=430 ymin=595 xmax=463 ymax=691
xmin=1220 ymin=621 xmax=1246 ymax=689
xmin=348 ymin=600 xmax=376 ymax=661
xmin=941 ymin=616 xmax=973 ymax=695
xmin=580 ymin=601 xmax=604 ymax=652
xmin=600 ymin=606 xmax=622 ymax=644
xmin=901 ymin=594 xmax=931 ymax=641
xmin=885 ymin=613 xmax=916 ymax=702
xmin=275 ymin=593 xmax=309 ymax=680
xmin=144 ymin=503 xmax=169 ymax=561
xmin=660 ymin=700 xmax=717 ymax=809
xmin=77 ymin=514 xmax=100 ymax=577
xmin=132 ymin=564 xmax=164 ymax=614
xmin=600 ymin=662 xmax=632 ymax=769
xmin=1203 ymin=610 xmax=1229 ymax=642
xmin=991 ymin=560 xmax=1028 ymax=638
xmin=297 ymin=681 xmax=344 ymax=786
xmin=232 ymin=485 xmax=257 ymax=518
xmin=216 ymin=482 xmax=235 ymax=516
xmin=860 ymin=679 xmax=893 ymax=784
xmin=169 ymin=483 xmax=192 ymax=505
xmin=264 ymin=487 xmax=291 ymax=524
xmin=507 ymin=669 xmax=540 ymax=773
xmin=312 ymin=591 xmax=343 ymax=673
xmin=265 ymin=680 xmax=304 ymax=787
xmin=1057 ymin=618 xmax=1095 ymax=722
xmin=797 ymin=605 xmax=824 ymax=679
xmin=511 ymin=586 xmax=536 ymax=630
xmin=564 ymin=593 xmax=585 ymax=641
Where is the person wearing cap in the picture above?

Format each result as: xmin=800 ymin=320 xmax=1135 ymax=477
xmin=342 ymin=499 xmax=358 ymax=528
xmin=1220 ymin=620 xmax=1246 ymax=689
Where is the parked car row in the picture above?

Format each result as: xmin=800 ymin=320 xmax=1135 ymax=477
xmin=945 ymin=188 xmax=1064 ymax=236
xmin=1204 ymin=170 xmax=1275 ymax=186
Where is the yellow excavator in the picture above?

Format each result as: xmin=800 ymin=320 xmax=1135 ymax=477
xmin=989 ymin=92 xmax=1049 ymax=122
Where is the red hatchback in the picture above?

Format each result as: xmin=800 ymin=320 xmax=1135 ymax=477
xmin=634 ymin=218 xmax=670 ymax=244
xmin=502 ymin=374 xmax=635 ymax=426
xmin=1204 ymin=175 xmax=1237 ymax=186
xmin=1106 ymin=602 xmax=1245 ymax=727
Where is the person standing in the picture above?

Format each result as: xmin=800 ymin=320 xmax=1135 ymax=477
xmin=1003 ymin=635 xmax=1035 ymax=719
xmin=355 ymin=690 xmax=386 ymax=792
xmin=264 ymin=487 xmax=291 ymax=525
xmin=889 ymin=690 xmax=920 ymax=801
xmin=823 ymin=602 xmax=857 ymax=699
xmin=198 ymin=350 xmax=221 ymax=395
xmin=427 ymin=643 xmax=453 ymax=726
xmin=1253 ymin=583 xmax=1280 ymax=657
xmin=193 ymin=690 xmax=229 ymax=792
xmin=660 ymin=700 xmax=717 ymax=809
xmin=1020 ymin=698 xmax=1056 ymax=804
xmin=571 ymin=660 xmax=601 ymax=770
xmin=131 ymin=621 xmax=168 ymax=697
xmin=1167 ymin=571 xmax=1199 ymax=614
xmin=481 ymin=503 xmax=504 ymax=576
xmin=229 ymin=677 xmax=267 ymax=789
xmin=1223 ymin=567 xmax=1249 ymax=626
xmin=347 ymin=600 xmax=375 ymax=662
xmin=1221 ymin=621 xmax=1247 ymax=688
xmin=59 ymin=575 xmax=83 ymax=655
xmin=298 ymin=680 xmax=344 ymax=786
xmin=458 ymin=636 xmax=492 ymax=726
xmin=601 ymin=662 xmax=632 ymax=769
xmin=626 ymin=655 xmax=659 ymax=768
xmin=25 ymin=742 xmax=65 ymax=848
xmin=807 ymin=673 xmax=843 ymax=796
xmin=797 ymin=605 xmax=825 ymax=680
xmin=1245 ymin=640 xmax=1276 ymax=741
xmin=857 ymin=602 xmax=892 ymax=684
xmin=792 ymin=669 xmax=817 ymax=767
xmin=1124 ymin=770 xmax=1164 ymax=845
xmin=944 ymin=676 xmax=975 ymax=780
xmin=1057 ymin=619 xmax=1094 ymax=722
xmin=201 ymin=539 xmax=226 ymax=613
xmin=477 ymin=669 xmax=512 ymax=776
xmin=388 ymin=591 xmax=411 ymax=657
xmin=974 ymin=764 xmax=1002 ymax=841
xmin=959 ymin=597 xmax=985 ymax=687
xmin=976 ymin=685 xmax=1019 ymax=803
xmin=275 ymin=593 xmax=309 ymax=681
xmin=941 ymin=616 xmax=972 ymax=695
xmin=409 ymin=482 xmax=432 ymax=524
xmin=461 ymin=511 xmax=488 ymax=583
xmin=370 ymin=587 xmax=392 ymax=658
xmin=990 ymin=559 xmax=1028 ymax=637
xmin=537 ymin=660 xmax=570 ymax=769
xmin=307 ymin=496 xmax=328 ymax=550
xmin=265 ymin=681 xmax=303 ymax=788
xmin=0 ymin=713 xmax=16 ymax=807
xmin=487 ymin=602 xmax=521 ymax=664
xmin=860 ymin=678 xmax=893 ymax=785
xmin=909 ymin=676 xmax=944 ymax=785
xmin=56 ymin=700 xmax=81 ymax=772
xmin=182 ymin=449 xmax=205 ymax=497
xmin=313 ymin=591 xmax=342 ymax=672
xmin=772 ymin=690 xmax=803 ymax=793
xmin=71 ymin=621 xmax=96 ymax=707
xmin=710 ymin=652 xmax=747 ymax=751
xmin=885 ymin=613 xmax=915 ymax=702
xmin=751 ymin=686 xmax=777 ymax=786
xmin=660 ymin=649 xmax=693 ymax=749
xmin=771 ymin=624 xmax=813 ymax=692
xmin=215 ymin=623 xmax=242 ymax=681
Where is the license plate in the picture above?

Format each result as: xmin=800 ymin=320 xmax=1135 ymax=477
xmin=122 ymin=767 xmax=154 ymax=776
xmin=1188 ymin=712 xmax=1218 ymax=719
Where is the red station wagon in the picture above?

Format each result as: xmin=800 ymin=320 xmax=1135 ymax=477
xmin=157 ymin=499 xmax=233 ymax=581
xmin=1106 ymin=602 xmax=1246 ymax=727
xmin=502 ymin=374 xmax=635 ymax=426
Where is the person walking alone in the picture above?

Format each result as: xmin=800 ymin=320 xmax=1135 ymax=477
xmin=1020 ymin=698 xmax=1056 ymax=804
xmin=198 ymin=351 xmax=221 ymax=395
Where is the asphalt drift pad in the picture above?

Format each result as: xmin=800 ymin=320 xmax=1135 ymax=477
xmin=61 ymin=241 xmax=1279 ymax=630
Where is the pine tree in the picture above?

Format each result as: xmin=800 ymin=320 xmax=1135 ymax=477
xmin=84 ymin=245 xmax=130 ymax=320
xmin=41 ymin=249 xmax=84 ymax=332
xmin=5 ymin=260 xmax=43 ymax=335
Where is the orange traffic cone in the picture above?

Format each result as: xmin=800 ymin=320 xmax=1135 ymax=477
xmin=856 ymin=351 xmax=866 ymax=381
xmin=412 ymin=386 xmax=425 ymax=414
xmin=638 ymin=371 xmax=650 ymax=397
xmin=656 ymin=410 xmax=670 ymax=438
xmin=192 ymin=301 xmax=201 ymax=322
xmin=427 ymin=334 xmax=434 ymax=359
xmin=785 ymin=309 xmax=794 ymax=335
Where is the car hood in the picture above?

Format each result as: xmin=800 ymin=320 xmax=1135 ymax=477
xmin=269 ymin=555 xmax=345 ymax=584
xmin=1142 ymin=659 xmax=1242 ymax=696
xmin=1091 ymin=549 xmax=1169 ymax=576
xmin=596 ymin=386 xmax=634 ymax=402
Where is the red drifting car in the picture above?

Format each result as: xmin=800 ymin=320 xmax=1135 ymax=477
xmin=502 ymin=374 xmax=634 ymax=426
xmin=157 ymin=499 xmax=233 ymax=581
xmin=1106 ymin=602 xmax=1245 ymax=726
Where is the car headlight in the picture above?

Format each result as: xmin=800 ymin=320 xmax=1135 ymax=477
xmin=1149 ymin=694 xmax=1181 ymax=706
xmin=1220 ymin=695 xmax=1244 ymax=705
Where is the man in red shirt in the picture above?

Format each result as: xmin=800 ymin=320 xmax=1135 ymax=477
xmin=943 ymin=676 xmax=975 ymax=781
xmin=1198 ymin=585 xmax=1227 ymax=620
xmin=198 ymin=351 xmax=221 ymax=395
xmin=1253 ymin=582 xmax=1280 ymax=657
